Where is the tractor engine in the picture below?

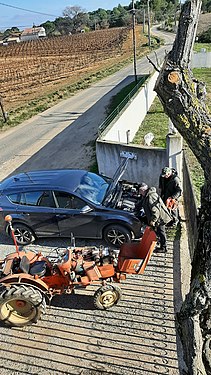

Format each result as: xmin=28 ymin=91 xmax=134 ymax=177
xmin=116 ymin=182 xmax=146 ymax=221
xmin=55 ymin=246 xmax=120 ymax=283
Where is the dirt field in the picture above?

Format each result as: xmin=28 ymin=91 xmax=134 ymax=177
xmin=0 ymin=27 xmax=148 ymax=112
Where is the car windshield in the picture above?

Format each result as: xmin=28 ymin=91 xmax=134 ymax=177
xmin=74 ymin=172 xmax=109 ymax=204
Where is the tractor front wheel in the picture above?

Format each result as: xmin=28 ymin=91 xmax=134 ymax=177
xmin=0 ymin=285 xmax=46 ymax=327
xmin=93 ymin=285 xmax=122 ymax=310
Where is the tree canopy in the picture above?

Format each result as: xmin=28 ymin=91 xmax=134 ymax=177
xmin=2 ymin=1 xmax=210 ymax=38
xmin=39 ymin=1 xmax=180 ymax=36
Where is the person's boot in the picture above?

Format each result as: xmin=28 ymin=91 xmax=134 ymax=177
xmin=154 ymin=246 xmax=167 ymax=253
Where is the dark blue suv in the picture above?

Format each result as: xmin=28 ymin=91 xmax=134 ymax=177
xmin=0 ymin=160 xmax=143 ymax=246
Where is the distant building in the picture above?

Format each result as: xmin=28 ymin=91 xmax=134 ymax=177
xmin=20 ymin=27 xmax=46 ymax=42
xmin=0 ymin=33 xmax=21 ymax=45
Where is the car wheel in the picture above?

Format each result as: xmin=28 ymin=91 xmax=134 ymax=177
xmin=12 ymin=223 xmax=35 ymax=246
xmin=103 ymin=224 xmax=132 ymax=247
xmin=93 ymin=285 xmax=122 ymax=310
xmin=0 ymin=285 xmax=46 ymax=327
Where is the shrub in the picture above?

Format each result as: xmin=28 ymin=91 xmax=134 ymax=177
xmin=198 ymin=27 xmax=211 ymax=43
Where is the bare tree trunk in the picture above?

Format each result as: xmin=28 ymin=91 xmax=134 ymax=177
xmin=154 ymin=1 xmax=211 ymax=373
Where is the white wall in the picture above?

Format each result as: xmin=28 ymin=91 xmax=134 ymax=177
xmin=96 ymin=135 xmax=183 ymax=189
xmin=191 ymin=51 xmax=211 ymax=68
xmin=101 ymin=71 xmax=159 ymax=143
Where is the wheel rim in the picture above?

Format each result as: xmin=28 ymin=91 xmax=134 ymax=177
xmin=0 ymin=298 xmax=37 ymax=325
xmin=107 ymin=229 xmax=126 ymax=245
xmin=99 ymin=290 xmax=118 ymax=308
xmin=14 ymin=228 xmax=32 ymax=244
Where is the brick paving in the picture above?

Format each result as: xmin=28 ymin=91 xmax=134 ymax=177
xmin=0 ymin=225 xmax=185 ymax=374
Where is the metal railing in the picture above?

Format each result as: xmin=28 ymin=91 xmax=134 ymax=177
xmin=98 ymin=74 xmax=149 ymax=138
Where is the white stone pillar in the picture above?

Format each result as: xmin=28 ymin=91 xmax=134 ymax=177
xmin=166 ymin=133 xmax=183 ymax=182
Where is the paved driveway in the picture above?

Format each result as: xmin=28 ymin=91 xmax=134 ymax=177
xmin=0 ymin=228 xmax=183 ymax=375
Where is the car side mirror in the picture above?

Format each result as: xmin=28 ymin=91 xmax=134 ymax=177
xmin=80 ymin=205 xmax=93 ymax=213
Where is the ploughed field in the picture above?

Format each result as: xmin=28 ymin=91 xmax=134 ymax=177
xmin=0 ymin=27 xmax=146 ymax=110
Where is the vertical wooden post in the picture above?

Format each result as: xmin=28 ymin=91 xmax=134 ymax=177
xmin=0 ymin=97 xmax=7 ymax=122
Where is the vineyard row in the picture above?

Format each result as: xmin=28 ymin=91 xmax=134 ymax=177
xmin=0 ymin=27 xmax=135 ymax=109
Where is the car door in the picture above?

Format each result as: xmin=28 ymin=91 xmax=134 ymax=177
xmin=53 ymin=190 xmax=100 ymax=238
xmin=15 ymin=190 xmax=59 ymax=236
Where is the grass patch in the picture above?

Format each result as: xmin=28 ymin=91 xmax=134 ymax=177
xmin=131 ymin=67 xmax=210 ymax=203
xmin=184 ymin=146 xmax=205 ymax=205
xmin=194 ymin=43 xmax=211 ymax=52
xmin=132 ymin=96 xmax=169 ymax=148
xmin=105 ymin=76 xmax=147 ymax=115
xmin=193 ymin=68 xmax=211 ymax=108
xmin=89 ymin=161 xmax=99 ymax=173
xmin=185 ymin=68 xmax=210 ymax=203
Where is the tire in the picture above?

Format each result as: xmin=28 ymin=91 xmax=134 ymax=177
xmin=93 ymin=285 xmax=122 ymax=310
xmin=103 ymin=224 xmax=132 ymax=247
xmin=12 ymin=223 xmax=35 ymax=245
xmin=0 ymin=285 xmax=46 ymax=327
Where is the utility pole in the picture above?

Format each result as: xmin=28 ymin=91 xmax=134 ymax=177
xmin=143 ymin=8 xmax=145 ymax=34
xmin=147 ymin=0 xmax=151 ymax=47
xmin=132 ymin=0 xmax=137 ymax=83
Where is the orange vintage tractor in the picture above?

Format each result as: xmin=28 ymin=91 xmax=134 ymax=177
xmin=0 ymin=215 xmax=157 ymax=327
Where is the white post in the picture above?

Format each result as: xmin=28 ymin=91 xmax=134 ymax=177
xmin=166 ymin=133 xmax=183 ymax=183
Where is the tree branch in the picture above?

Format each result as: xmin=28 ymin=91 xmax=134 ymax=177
xmin=146 ymin=55 xmax=160 ymax=72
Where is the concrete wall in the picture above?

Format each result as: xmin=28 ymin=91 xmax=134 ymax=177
xmin=96 ymin=72 xmax=183 ymax=188
xmin=191 ymin=51 xmax=211 ymax=68
xmin=100 ymin=71 xmax=159 ymax=143
xmin=96 ymin=140 xmax=167 ymax=189
xmin=96 ymin=69 xmax=183 ymax=189
xmin=183 ymin=155 xmax=199 ymax=260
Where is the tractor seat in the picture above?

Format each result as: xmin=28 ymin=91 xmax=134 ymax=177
xmin=29 ymin=260 xmax=47 ymax=277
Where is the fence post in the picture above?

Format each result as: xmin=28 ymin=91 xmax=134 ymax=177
xmin=0 ymin=97 xmax=8 ymax=122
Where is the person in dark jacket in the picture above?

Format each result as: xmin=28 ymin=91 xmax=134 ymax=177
xmin=138 ymin=183 xmax=172 ymax=253
xmin=159 ymin=166 xmax=182 ymax=225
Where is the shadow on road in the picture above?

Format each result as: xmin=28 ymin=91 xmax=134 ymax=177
xmin=7 ymin=75 xmax=138 ymax=176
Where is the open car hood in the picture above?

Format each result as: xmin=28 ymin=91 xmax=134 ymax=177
xmin=103 ymin=157 xmax=129 ymax=205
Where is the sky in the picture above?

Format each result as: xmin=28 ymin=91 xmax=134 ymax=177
xmin=0 ymin=1 xmax=130 ymax=30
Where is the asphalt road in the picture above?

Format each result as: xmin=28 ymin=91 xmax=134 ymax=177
xmin=0 ymin=29 xmax=185 ymax=375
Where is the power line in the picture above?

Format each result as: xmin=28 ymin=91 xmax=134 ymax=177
xmin=0 ymin=2 xmax=59 ymax=17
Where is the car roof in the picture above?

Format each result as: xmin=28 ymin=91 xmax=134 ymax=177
xmin=0 ymin=169 xmax=88 ymax=193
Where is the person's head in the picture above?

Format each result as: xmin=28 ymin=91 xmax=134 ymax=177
xmin=161 ymin=167 xmax=172 ymax=178
xmin=139 ymin=182 xmax=148 ymax=196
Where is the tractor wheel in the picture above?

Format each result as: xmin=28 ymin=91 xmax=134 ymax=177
xmin=103 ymin=225 xmax=132 ymax=247
xmin=12 ymin=223 xmax=35 ymax=245
xmin=93 ymin=285 xmax=122 ymax=310
xmin=0 ymin=285 xmax=46 ymax=327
